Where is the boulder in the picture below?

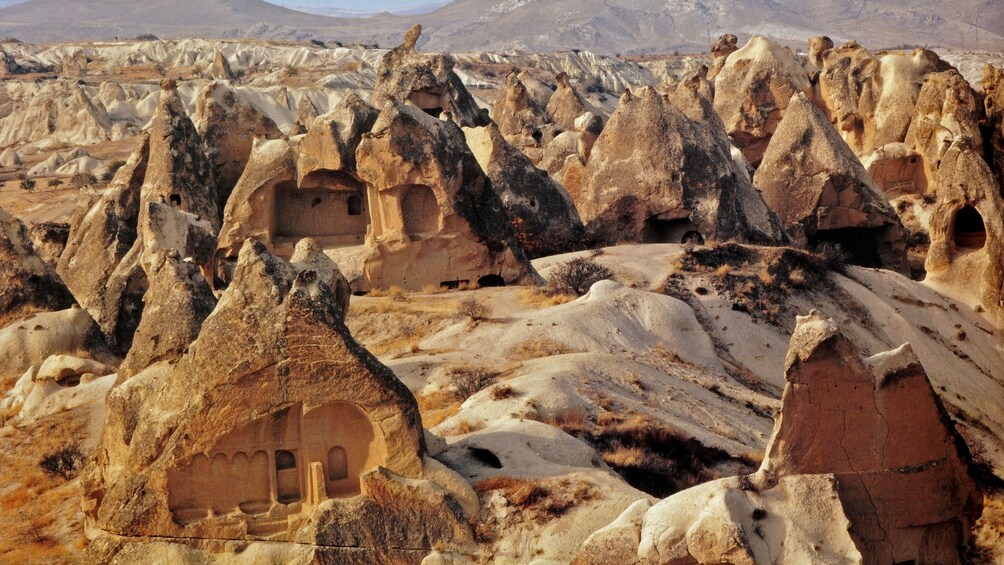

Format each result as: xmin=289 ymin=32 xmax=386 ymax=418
xmin=754 ymin=92 xmax=909 ymax=273
xmin=712 ymin=36 xmax=812 ymax=166
xmin=578 ymin=86 xmax=787 ymax=247
xmin=464 ymin=123 xmax=584 ymax=258
xmin=83 ymin=241 xmax=475 ymax=557
xmin=0 ymin=147 xmax=20 ymax=167
xmin=0 ymin=206 xmax=76 ymax=329
xmin=576 ymin=312 xmax=982 ymax=564
xmin=371 ymin=24 xmax=488 ymax=128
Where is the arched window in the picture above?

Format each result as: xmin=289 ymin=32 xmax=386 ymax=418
xmin=275 ymin=450 xmax=296 ymax=470
xmin=953 ymin=206 xmax=986 ymax=250
xmin=347 ymin=195 xmax=362 ymax=216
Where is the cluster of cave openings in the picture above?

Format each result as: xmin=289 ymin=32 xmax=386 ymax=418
xmin=952 ymin=206 xmax=986 ymax=251
xmin=166 ymin=401 xmax=386 ymax=526
xmin=642 ymin=217 xmax=704 ymax=245
xmin=274 ymin=178 xmax=369 ymax=242
xmin=401 ymin=184 xmax=441 ymax=237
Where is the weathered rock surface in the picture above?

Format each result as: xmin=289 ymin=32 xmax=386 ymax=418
xmin=545 ymin=72 xmax=597 ymax=132
xmin=985 ymin=64 xmax=1004 ymax=193
xmin=0 ymin=206 xmax=76 ymax=329
xmin=464 ymin=123 xmax=583 ymax=258
xmin=354 ymin=101 xmax=537 ymax=289
xmin=27 ymin=222 xmax=70 ymax=267
xmin=490 ymin=70 xmax=553 ymax=149
xmin=818 ymin=41 xmax=882 ymax=155
xmin=371 ymin=25 xmax=488 ymax=128
xmin=208 ymin=50 xmax=234 ymax=81
xmin=578 ymin=86 xmax=787 ymax=247
xmin=295 ymin=92 xmax=378 ymax=186
xmin=83 ymin=240 xmax=475 ymax=556
xmin=905 ymin=68 xmax=983 ymax=185
xmin=289 ymin=237 xmax=351 ymax=318
xmin=712 ymin=36 xmax=813 ymax=166
xmin=576 ymin=312 xmax=982 ymax=564
xmin=754 ymin=92 xmax=909 ymax=273
xmin=193 ymin=81 xmax=283 ymax=209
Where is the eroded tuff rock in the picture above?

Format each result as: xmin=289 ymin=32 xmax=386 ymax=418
xmin=208 ymin=50 xmax=234 ymax=81
xmin=707 ymin=33 xmax=738 ymax=81
xmin=925 ymin=139 xmax=1004 ymax=320
xmin=354 ymin=101 xmax=537 ymax=289
xmin=578 ymin=86 xmax=787 ymax=247
xmin=905 ymin=68 xmax=983 ymax=185
xmin=26 ymin=221 xmax=69 ymax=267
xmin=83 ymin=240 xmax=475 ymax=560
xmin=818 ymin=41 xmax=883 ymax=155
xmin=0 ymin=80 xmax=114 ymax=147
xmin=290 ymin=237 xmax=351 ymax=318
xmin=546 ymin=72 xmax=599 ymax=132
xmin=118 ymin=248 xmax=217 ymax=379
xmin=490 ymin=70 xmax=554 ymax=152
xmin=291 ymin=94 xmax=319 ymax=135
xmin=464 ymin=123 xmax=584 ymax=257
xmin=371 ymin=24 xmax=488 ymax=128
xmin=295 ymin=92 xmax=378 ymax=186
xmin=193 ymin=81 xmax=283 ymax=209
xmin=713 ymin=35 xmax=812 ymax=166
xmin=0 ymin=206 xmax=76 ymax=329
xmin=985 ymin=64 xmax=1004 ymax=193
xmin=754 ymin=92 xmax=909 ymax=273
xmin=577 ymin=312 xmax=981 ymax=565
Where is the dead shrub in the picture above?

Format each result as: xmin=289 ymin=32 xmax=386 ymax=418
xmin=518 ymin=287 xmax=576 ymax=307
xmin=491 ymin=385 xmax=517 ymax=400
xmin=38 ymin=447 xmax=84 ymax=480
xmin=508 ymin=338 xmax=578 ymax=361
xmin=456 ymin=296 xmax=492 ymax=321
xmin=474 ymin=477 xmax=595 ymax=523
xmin=450 ymin=367 xmax=500 ymax=402
xmin=547 ymin=257 xmax=614 ymax=296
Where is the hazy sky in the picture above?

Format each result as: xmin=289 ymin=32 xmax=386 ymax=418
xmin=269 ymin=0 xmax=442 ymax=10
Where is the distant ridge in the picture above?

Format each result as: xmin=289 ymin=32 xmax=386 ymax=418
xmin=0 ymin=0 xmax=1000 ymax=53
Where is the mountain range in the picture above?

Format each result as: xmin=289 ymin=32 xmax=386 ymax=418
xmin=0 ymin=0 xmax=1000 ymax=53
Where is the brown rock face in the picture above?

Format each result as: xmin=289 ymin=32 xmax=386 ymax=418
xmin=208 ymin=50 xmax=234 ymax=81
xmin=761 ymin=313 xmax=982 ymax=563
xmin=83 ymin=241 xmax=473 ymax=556
xmin=354 ymin=101 xmax=537 ymax=289
xmin=371 ymin=24 xmax=488 ymax=128
xmin=578 ymin=86 xmax=787 ymax=247
xmin=295 ymin=93 xmax=378 ymax=186
xmin=0 ymin=206 xmax=76 ymax=328
xmin=118 ymin=247 xmax=216 ymax=379
xmin=291 ymin=94 xmax=319 ymax=135
xmin=464 ymin=123 xmax=584 ymax=258
xmin=193 ymin=82 xmax=283 ymax=209
xmin=57 ymin=134 xmax=147 ymax=351
xmin=924 ymin=140 xmax=1004 ymax=320
xmin=577 ymin=313 xmax=982 ymax=565
xmin=707 ymin=33 xmax=738 ymax=81
xmin=906 ymin=69 xmax=983 ymax=185
xmin=712 ymin=35 xmax=812 ymax=166
xmin=985 ymin=64 xmax=1004 ymax=194
xmin=754 ymin=92 xmax=909 ymax=273
xmin=26 ymin=221 xmax=69 ymax=267
xmin=490 ymin=70 xmax=553 ymax=146
xmin=818 ymin=41 xmax=882 ymax=155
xmin=546 ymin=72 xmax=598 ymax=132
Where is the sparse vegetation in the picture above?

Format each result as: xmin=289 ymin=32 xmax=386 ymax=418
xmin=457 ymin=296 xmax=492 ymax=321
xmin=547 ymin=257 xmax=615 ymax=296
xmin=70 ymin=173 xmax=97 ymax=189
xmin=101 ymin=159 xmax=127 ymax=182
xmin=473 ymin=476 xmax=597 ymax=528
xmin=450 ymin=367 xmax=501 ymax=402
xmin=39 ymin=447 xmax=84 ymax=480
xmin=491 ymin=384 xmax=517 ymax=400
xmin=544 ymin=412 xmax=751 ymax=497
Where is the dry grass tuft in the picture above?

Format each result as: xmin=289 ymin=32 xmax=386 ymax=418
xmin=519 ymin=287 xmax=576 ymax=308
xmin=474 ymin=477 xmax=597 ymax=525
xmin=507 ymin=338 xmax=579 ymax=361
xmin=491 ymin=385 xmax=517 ymax=401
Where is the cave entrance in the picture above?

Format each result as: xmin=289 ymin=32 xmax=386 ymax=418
xmin=811 ymin=227 xmax=884 ymax=268
xmin=642 ymin=217 xmax=703 ymax=244
xmin=952 ymin=206 xmax=986 ymax=251
xmin=275 ymin=450 xmax=301 ymax=504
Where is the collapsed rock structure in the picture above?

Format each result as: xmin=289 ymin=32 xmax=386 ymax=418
xmin=83 ymin=241 xmax=475 ymax=560
xmin=577 ymin=312 xmax=982 ymax=564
